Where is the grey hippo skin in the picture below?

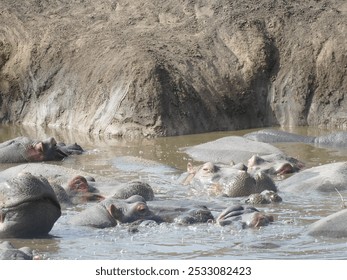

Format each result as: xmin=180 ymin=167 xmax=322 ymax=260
xmin=69 ymin=195 xmax=161 ymax=228
xmin=247 ymin=153 xmax=305 ymax=176
xmin=181 ymin=161 xmax=277 ymax=197
xmin=112 ymin=180 xmax=154 ymax=201
xmin=278 ymin=162 xmax=347 ymax=193
xmin=216 ymin=205 xmax=274 ymax=228
xmin=307 ymin=209 xmax=347 ymax=238
xmin=0 ymin=136 xmax=84 ymax=163
xmin=244 ymin=128 xmax=347 ymax=147
xmin=0 ymin=172 xmax=61 ymax=238
xmin=0 ymin=241 xmax=35 ymax=260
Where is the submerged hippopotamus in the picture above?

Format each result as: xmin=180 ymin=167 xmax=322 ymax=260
xmin=217 ymin=205 xmax=274 ymax=228
xmin=181 ymin=136 xmax=282 ymax=165
xmin=244 ymin=128 xmax=347 ymax=148
xmin=278 ymin=161 xmax=347 ymax=193
xmin=307 ymin=208 xmax=347 ymax=238
xmin=0 ymin=136 xmax=83 ymax=163
xmin=181 ymin=161 xmax=277 ymax=197
xmin=0 ymin=172 xmax=61 ymax=238
xmin=69 ymin=195 xmax=161 ymax=228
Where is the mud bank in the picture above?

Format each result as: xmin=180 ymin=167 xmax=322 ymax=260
xmin=1 ymin=0 xmax=346 ymax=137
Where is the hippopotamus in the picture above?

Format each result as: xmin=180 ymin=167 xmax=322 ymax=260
xmin=181 ymin=161 xmax=277 ymax=197
xmin=181 ymin=136 xmax=283 ymax=165
xmin=244 ymin=128 xmax=347 ymax=148
xmin=278 ymin=161 xmax=347 ymax=193
xmin=216 ymin=205 xmax=274 ymax=228
xmin=69 ymin=195 xmax=161 ymax=228
xmin=245 ymin=190 xmax=282 ymax=205
xmin=247 ymin=153 xmax=305 ymax=176
xmin=0 ymin=136 xmax=83 ymax=163
xmin=0 ymin=241 xmax=34 ymax=260
xmin=307 ymin=208 xmax=347 ymax=238
xmin=0 ymin=172 xmax=61 ymax=238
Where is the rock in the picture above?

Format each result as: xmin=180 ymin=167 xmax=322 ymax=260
xmin=0 ymin=241 xmax=34 ymax=260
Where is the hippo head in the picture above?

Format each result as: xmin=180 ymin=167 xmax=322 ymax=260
xmin=107 ymin=195 xmax=159 ymax=224
xmin=216 ymin=205 xmax=274 ymax=228
xmin=247 ymin=154 xmax=304 ymax=176
xmin=0 ymin=172 xmax=61 ymax=238
xmin=182 ymin=162 xmax=220 ymax=185
xmin=66 ymin=176 xmax=105 ymax=204
xmin=174 ymin=205 xmax=215 ymax=225
xmin=26 ymin=137 xmax=69 ymax=162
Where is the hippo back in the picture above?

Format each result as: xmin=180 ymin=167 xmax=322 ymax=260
xmin=308 ymin=209 xmax=347 ymax=238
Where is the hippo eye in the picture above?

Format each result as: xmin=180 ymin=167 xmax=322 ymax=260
xmin=202 ymin=167 xmax=213 ymax=173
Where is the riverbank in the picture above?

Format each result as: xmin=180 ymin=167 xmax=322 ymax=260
xmin=1 ymin=0 xmax=347 ymax=137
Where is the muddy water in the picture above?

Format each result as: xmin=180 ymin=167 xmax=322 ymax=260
xmin=1 ymin=125 xmax=347 ymax=260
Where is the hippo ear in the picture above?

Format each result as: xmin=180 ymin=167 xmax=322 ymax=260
xmin=108 ymin=204 xmax=123 ymax=221
xmin=48 ymin=137 xmax=57 ymax=146
xmin=187 ymin=162 xmax=194 ymax=173
xmin=34 ymin=142 xmax=44 ymax=153
xmin=68 ymin=176 xmax=89 ymax=192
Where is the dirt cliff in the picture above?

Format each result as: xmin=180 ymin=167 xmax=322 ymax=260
xmin=1 ymin=0 xmax=346 ymax=137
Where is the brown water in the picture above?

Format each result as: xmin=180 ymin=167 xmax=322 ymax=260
xmin=1 ymin=124 xmax=347 ymax=260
